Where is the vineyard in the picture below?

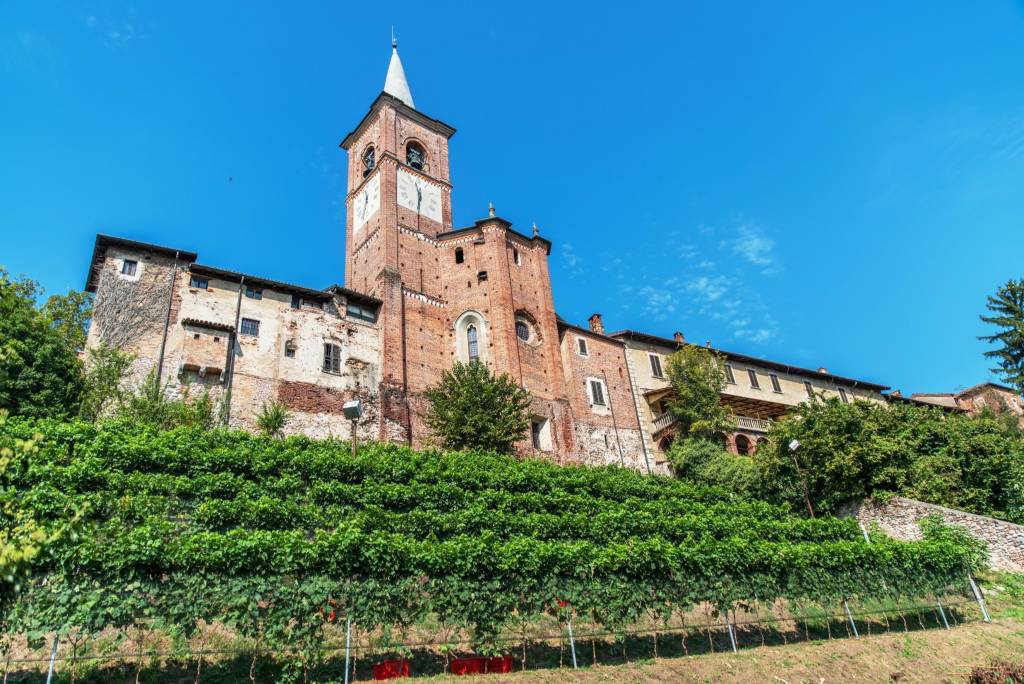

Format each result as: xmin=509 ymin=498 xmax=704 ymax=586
xmin=1 ymin=418 xmax=986 ymax=681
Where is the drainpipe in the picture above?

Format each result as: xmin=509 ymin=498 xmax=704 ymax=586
xmin=620 ymin=346 xmax=653 ymax=475
xmin=154 ymin=251 xmax=181 ymax=387
xmin=223 ymin=276 xmax=245 ymax=426
xmin=602 ymin=370 xmax=627 ymax=468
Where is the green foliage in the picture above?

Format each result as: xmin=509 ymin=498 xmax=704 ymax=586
xmin=40 ymin=288 xmax=93 ymax=353
xmin=423 ymin=361 xmax=532 ymax=454
xmin=667 ymin=439 xmax=761 ymax=499
xmin=0 ymin=417 xmax=981 ymax=664
xmin=757 ymin=397 xmax=1024 ymax=521
xmin=979 ymin=278 xmax=1024 ymax=393
xmin=0 ymin=268 xmax=83 ymax=418
xmin=78 ymin=344 xmax=134 ymax=422
xmin=918 ymin=514 xmax=989 ymax=571
xmin=664 ymin=346 xmax=734 ymax=439
xmin=256 ymin=399 xmax=291 ymax=439
xmin=117 ymin=370 xmax=218 ymax=431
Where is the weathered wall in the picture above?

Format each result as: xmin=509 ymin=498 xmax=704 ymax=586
xmin=840 ymin=496 xmax=1024 ymax=572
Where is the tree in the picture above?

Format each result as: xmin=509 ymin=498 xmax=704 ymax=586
xmin=756 ymin=396 xmax=1024 ymax=521
xmin=980 ymin=278 xmax=1024 ymax=393
xmin=41 ymin=289 xmax=93 ymax=353
xmin=78 ymin=344 xmax=134 ymax=422
xmin=665 ymin=437 xmax=761 ymax=498
xmin=0 ymin=269 xmax=82 ymax=418
xmin=423 ymin=361 xmax=532 ymax=454
xmin=664 ymin=345 xmax=734 ymax=440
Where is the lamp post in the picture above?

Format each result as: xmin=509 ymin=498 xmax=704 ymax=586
xmin=343 ymin=400 xmax=363 ymax=459
xmin=789 ymin=439 xmax=815 ymax=518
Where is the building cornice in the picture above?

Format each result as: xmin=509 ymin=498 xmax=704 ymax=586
xmin=339 ymin=92 xmax=457 ymax=151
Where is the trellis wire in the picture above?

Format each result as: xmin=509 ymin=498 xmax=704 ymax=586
xmin=4 ymin=597 xmax=979 ymax=669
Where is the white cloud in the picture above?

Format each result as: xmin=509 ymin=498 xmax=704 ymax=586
xmin=731 ymin=223 xmax=779 ymax=275
xmin=561 ymin=242 xmax=583 ymax=275
xmin=686 ymin=275 xmax=730 ymax=303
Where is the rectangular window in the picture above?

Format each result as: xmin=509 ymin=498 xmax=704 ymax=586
xmin=589 ymin=379 xmax=606 ymax=406
xmin=240 ymin=318 xmax=260 ymax=337
xmin=724 ymin=363 xmax=736 ymax=384
xmin=245 ymin=285 xmax=262 ymax=300
xmin=346 ymin=302 xmax=377 ymax=323
xmin=747 ymin=369 xmax=760 ymax=389
xmin=770 ymin=373 xmax=782 ymax=393
xmin=649 ymin=354 xmax=664 ymax=378
xmin=577 ymin=338 xmax=588 ymax=356
xmin=189 ymin=275 xmax=208 ymax=290
xmin=291 ymin=294 xmax=301 ymax=309
xmin=323 ymin=343 xmax=341 ymax=373
xmin=804 ymin=381 xmax=814 ymax=399
xmin=839 ymin=388 xmax=849 ymax=404
xmin=531 ymin=420 xmax=542 ymax=449
xmin=121 ymin=259 xmax=137 ymax=276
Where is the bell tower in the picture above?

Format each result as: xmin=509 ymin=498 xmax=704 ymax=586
xmin=340 ymin=39 xmax=456 ymax=297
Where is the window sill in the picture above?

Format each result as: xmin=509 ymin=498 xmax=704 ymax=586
xmin=772 ymin=390 xmax=784 ymax=394
xmin=322 ymin=369 xmax=343 ymax=376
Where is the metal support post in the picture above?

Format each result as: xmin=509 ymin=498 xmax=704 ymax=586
xmin=566 ymin=619 xmax=578 ymax=669
xmin=344 ymin=616 xmax=352 ymax=684
xmin=45 ymin=636 xmax=58 ymax=684
xmin=936 ymin=601 xmax=950 ymax=630
xmin=968 ymin=575 xmax=991 ymax=622
xmin=843 ymin=599 xmax=860 ymax=638
xmin=725 ymin=615 xmax=737 ymax=653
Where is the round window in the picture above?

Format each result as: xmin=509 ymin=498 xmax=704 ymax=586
xmin=515 ymin=320 xmax=530 ymax=342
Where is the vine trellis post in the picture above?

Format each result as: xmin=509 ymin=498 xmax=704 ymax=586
xmin=565 ymin=619 xmax=578 ymax=669
xmin=842 ymin=599 xmax=859 ymax=638
xmin=45 ymin=636 xmax=58 ymax=684
xmin=936 ymin=601 xmax=950 ymax=630
xmin=724 ymin=613 xmax=737 ymax=653
xmin=343 ymin=616 xmax=352 ymax=684
xmin=968 ymin=576 xmax=991 ymax=622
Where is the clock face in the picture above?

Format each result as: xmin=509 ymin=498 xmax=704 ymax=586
xmin=353 ymin=174 xmax=380 ymax=234
xmin=397 ymin=169 xmax=442 ymax=224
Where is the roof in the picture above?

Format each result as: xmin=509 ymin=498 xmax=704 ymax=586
xmin=383 ymin=42 xmax=414 ymax=108
xmin=910 ymin=382 xmax=1021 ymax=401
xmin=885 ymin=393 xmax=965 ymax=412
xmin=441 ymin=217 xmax=553 ymax=255
xmin=556 ymin=318 xmax=625 ymax=346
xmin=181 ymin=317 xmax=234 ymax=333
xmin=85 ymin=234 xmax=198 ymax=292
xmin=188 ymin=264 xmax=381 ymax=307
xmin=608 ymin=329 xmax=890 ymax=391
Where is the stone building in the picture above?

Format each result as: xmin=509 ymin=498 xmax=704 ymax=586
xmin=84 ymin=42 xmax=910 ymax=474
xmin=607 ymin=327 xmax=888 ymax=469
xmin=909 ymin=382 xmax=1024 ymax=425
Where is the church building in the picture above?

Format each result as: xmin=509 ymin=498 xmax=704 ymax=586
xmin=83 ymin=42 xmax=891 ymax=475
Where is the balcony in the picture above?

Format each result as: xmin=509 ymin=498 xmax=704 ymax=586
xmin=652 ymin=411 xmax=677 ymax=433
xmin=735 ymin=415 xmax=773 ymax=432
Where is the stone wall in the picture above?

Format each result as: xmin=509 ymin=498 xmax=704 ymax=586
xmin=840 ymin=496 xmax=1024 ymax=572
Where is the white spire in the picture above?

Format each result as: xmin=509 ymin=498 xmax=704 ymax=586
xmin=383 ymin=35 xmax=415 ymax=109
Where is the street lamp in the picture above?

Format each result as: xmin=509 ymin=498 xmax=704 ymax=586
xmin=343 ymin=400 xmax=363 ymax=458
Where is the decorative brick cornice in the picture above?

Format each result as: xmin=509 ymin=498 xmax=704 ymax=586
xmin=402 ymin=286 xmax=446 ymax=308
xmin=351 ymin=227 xmax=381 ymax=257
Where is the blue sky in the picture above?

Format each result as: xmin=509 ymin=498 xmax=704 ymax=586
xmin=3 ymin=1 xmax=1023 ymax=395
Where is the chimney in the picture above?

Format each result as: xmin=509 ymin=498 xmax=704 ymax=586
xmin=673 ymin=331 xmax=685 ymax=344
xmin=817 ymin=367 xmax=828 ymax=374
xmin=588 ymin=313 xmax=604 ymax=334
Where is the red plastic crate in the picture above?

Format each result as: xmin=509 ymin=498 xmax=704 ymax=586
xmin=450 ymin=656 xmax=486 ymax=675
xmin=372 ymin=659 xmax=409 ymax=680
xmin=486 ymin=655 xmax=514 ymax=673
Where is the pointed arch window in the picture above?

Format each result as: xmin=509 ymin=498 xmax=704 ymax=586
xmin=467 ymin=324 xmax=479 ymax=361
xmin=362 ymin=146 xmax=375 ymax=178
xmin=406 ymin=142 xmax=425 ymax=171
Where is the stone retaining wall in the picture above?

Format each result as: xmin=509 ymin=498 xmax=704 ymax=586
xmin=839 ymin=496 xmax=1024 ymax=572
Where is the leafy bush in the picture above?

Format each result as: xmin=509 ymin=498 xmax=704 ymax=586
xmin=757 ymin=397 xmax=1024 ymax=521
xmin=257 ymin=399 xmax=291 ymax=438
xmin=1 ymin=417 xmax=982 ymax=662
